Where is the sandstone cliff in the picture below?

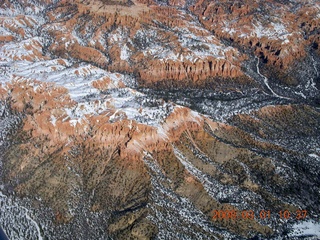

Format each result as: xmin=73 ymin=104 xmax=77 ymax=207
xmin=190 ymin=0 xmax=320 ymax=71
xmin=1 ymin=0 xmax=320 ymax=239
xmin=1 ymin=77 xmax=319 ymax=238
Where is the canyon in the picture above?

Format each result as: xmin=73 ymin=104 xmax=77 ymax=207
xmin=0 ymin=0 xmax=320 ymax=239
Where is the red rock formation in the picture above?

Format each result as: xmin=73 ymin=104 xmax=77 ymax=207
xmin=190 ymin=0 xmax=320 ymax=69
xmin=34 ymin=0 xmax=248 ymax=87
xmin=168 ymin=0 xmax=186 ymax=7
xmin=1 ymin=79 xmax=206 ymax=160
xmin=0 ymin=15 xmax=37 ymax=39
xmin=92 ymin=77 xmax=113 ymax=90
xmin=138 ymin=58 xmax=243 ymax=84
xmin=0 ymin=35 xmax=15 ymax=42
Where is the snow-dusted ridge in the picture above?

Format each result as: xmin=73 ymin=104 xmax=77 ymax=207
xmin=1 ymin=0 xmax=320 ymax=239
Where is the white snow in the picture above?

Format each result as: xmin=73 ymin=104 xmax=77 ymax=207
xmin=120 ymin=44 xmax=131 ymax=61
xmin=294 ymin=91 xmax=306 ymax=99
xmin=0 ymin=191 xmax=43 ymax=240
xmin=0 ymin=27 xmax=12 ymax=36
xmin=309 ymin=153 xmax=320 ymax=160
xmin=250 ymin=21 xmax=293 ymax=41
xmin=311 ymin=56 xmax=319 ymax=77
xmin=4 ymin=59 xmax=127 ymax=101
xmin=223 ymin=20 xmax=295 ymax=43
xmin=50 ymin=115 xmax=57 ymax=126
xmin=142 ymin=27 xmax=235 ymax=63
xmin=289 ymin=220 xmax=320 ymax=237
xmin=256 ymin=57 xmax=291 ymax=99
xmin=157 ymin=125 xmax=169 ymax=140
xmin=222 ymin=26 xmax=236 ymax=35
xmin=0 ymin=37 xmax=44 ymax=61
xmin=190 ymin=110 xmax=202 ymax=123
xmin=21 ymin=206 xmax=43 ymax=240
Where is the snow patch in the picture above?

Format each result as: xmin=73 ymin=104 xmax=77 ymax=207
xmin=0 ymin=37 xmax=44 ymax=61
xmin=120 ymin=44 xmax=131 ymax=61
xmin=50 ymin=115 xmax=57 ymax=126
xmin=309 ymin=153 xmax=320 ymax=160
xmin=288 ymin=220 xmax=320 ymax=237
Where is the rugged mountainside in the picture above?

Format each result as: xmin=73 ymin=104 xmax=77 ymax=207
xmin=0 ymin=0 xmax=320 ymax=239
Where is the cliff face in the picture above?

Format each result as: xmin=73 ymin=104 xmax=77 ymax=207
xmin=21 ymin=0 xmax=248 ymax=87
xmin=33 ymin=0 xmax=319 ymax=88
xmin=1 ymin=77 xmax=320 ymax=239
xmin=0 ymin=0 xmax=320 ymax=239
xmin=190 ymin=0 xmax=320 ymax=70
xmin=2 ymin=0 xmax=318 ymax=89
xmin=138 ymin=58 xmax=243 ymax=83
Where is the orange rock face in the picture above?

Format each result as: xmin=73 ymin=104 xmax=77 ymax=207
xmin=29 ymin=0 xmax=249 ymax=87
xmin=0 ymin=80 xmax=203 ymax=161
xmin=190 ymin=0 xmax=320 ymax=70
xmin=1 ymin=1 xmax=320 ymax=239
xmin=28 ymin=0 xmax=318 ymax=88
xmin=3 ymin=78 xmax=319 ymax=238
xmin=138 ymin=58 xmax=243 ymax=84
xmin=0 ymin=35 xmax=14 ymax=42
xmin=4 ymin=0 xmax=312 ymax=88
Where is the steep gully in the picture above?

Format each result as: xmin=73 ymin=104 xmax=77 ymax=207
xmin=255 ymin=57 xmax=291 ymax=100
xmin=1 ymin=0 xmax=320 ymax=239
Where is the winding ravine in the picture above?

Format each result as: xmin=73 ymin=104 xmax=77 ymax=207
xmin=255 ymin=57 xmax=291 ymax=100
xmin=21 ymin=206 xmax=43 ymax=240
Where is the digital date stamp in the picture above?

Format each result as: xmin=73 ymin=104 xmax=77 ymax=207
xmin=212 ymin=209 xmax=308 ymax=221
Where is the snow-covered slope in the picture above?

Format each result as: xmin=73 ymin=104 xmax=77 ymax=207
xmin=0 ymin=0 xmax=320 ymax=239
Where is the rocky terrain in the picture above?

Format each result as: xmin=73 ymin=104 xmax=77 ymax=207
xmin=0 ymin=0 xmax=320 ymax=239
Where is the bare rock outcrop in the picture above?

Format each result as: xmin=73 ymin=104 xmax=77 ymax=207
xmin=138 ymin=58 xmax=243 ymax=84
xmin=33 ymin=0 xmax=248 ymax=87
xmin=190 ymin=0 xmax=320 ymax=70
xmin=1 ymin=1 xmax=320 ymax=239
